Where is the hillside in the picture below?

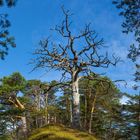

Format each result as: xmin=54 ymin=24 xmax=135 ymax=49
xmin=28 ymin=125 xmax=97 ymax=140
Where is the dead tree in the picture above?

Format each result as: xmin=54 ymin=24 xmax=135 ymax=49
xmin=32 ymin=8 xmax=120 ymax=128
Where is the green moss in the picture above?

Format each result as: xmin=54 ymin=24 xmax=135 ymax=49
xmin=28 ymin=124 xmax=97 ymax=140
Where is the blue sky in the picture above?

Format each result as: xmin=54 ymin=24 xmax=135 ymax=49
xmin=0 ymin=0 xmax=137 ymax=95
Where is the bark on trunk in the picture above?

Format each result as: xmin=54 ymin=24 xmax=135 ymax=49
xmin=35 ymin=116 xmax=38 ymax=128
xmin=72 ymin=80 xmax=80 ymax=128
xmin=89 ymin=93 xmax=97 ymax=133
xmin=66 ymin=96 xmax=70 ymax=124
xmin=47 ymin=113 xmax=50 ymax=124
xmin=84 ymin=95 xmax=87 ymax=129
xmin=21 ymin=116 xmax=27 ymax=139
xmin=70 ymin=100 xmax=73 ymax=124
xmin=15 ymin=98 xmax=27 ymax=135
xmin=9 ymin=97 xmax=27 ymax=135
xmin=45 ymin=93 xmax=48 ymax=125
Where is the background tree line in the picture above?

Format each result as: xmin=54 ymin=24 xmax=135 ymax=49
xmin=0 ymin=72 xmax=139 ymax=140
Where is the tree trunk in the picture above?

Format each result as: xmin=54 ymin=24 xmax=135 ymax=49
xmin=72 ymin=79 xmax=80 ymax=128
xmin=47 ymin=113 xmax=50 ymax=124
xmin=70 ymin=100 xmax=73 ymax=124
xmin=54 ymin=116 xmax=56 ymax=123
xmin=15 ymin=98 xmax=27 ymax=136
xmin=84 ymin=95 xmax=87 ymax=129
xmin=66 ymin=95 xmax=70 ymax=124
xmin=45 ymin=93 xmax=48 ymax=125
xmin=89 ymin=93 xmax=97 ymax=133
xmin=9 ymin=97 xmax=28 ymax=137
xmin=35 ymin=116 xmax=38 ymax=128
xmin=21 ymin=116 xmax=27 ymax=139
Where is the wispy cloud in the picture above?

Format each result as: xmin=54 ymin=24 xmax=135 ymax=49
xmin=106 ymin=40 xmax=128 ymax=60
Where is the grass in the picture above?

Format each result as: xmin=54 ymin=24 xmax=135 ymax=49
xmin=28 ymin=124 xmax=97 ymax=140
xmin=0 ymin=135 xmax=12 ymax=140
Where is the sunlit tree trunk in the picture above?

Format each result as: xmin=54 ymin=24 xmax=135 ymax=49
xmin=89 ymin=93 xmax=97 ymax=133
xmin=72 ymin=81 xmax=80 ymax=128
xmin=45 ymin=93 xmax=48 ymax=125
xmin=47 ymin=113 xmax=50 ymax=124
xmin=72 ymin=71 xmax=80 ymax=128
xmin=9 ymin=97 xmax=27 ymax=139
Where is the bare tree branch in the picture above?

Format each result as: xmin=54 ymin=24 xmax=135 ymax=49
xmin=31 ymin=7 xmax=121 ymax=128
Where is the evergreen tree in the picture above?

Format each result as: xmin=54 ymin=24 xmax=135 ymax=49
xmin=0 ymin=72 xmax=27 ymax=139
xmin=0 ymin=0 xmax=17 ymax=59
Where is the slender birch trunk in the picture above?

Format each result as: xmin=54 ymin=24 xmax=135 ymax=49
xmin=70 ymin=99 xmax=73 ymax=124
xmin=66 ymin=95 xmax=70 ymax=124
xmin=89 ymin=93 xmax=97 ymax=133
xmin=84 ymin=95 xmax=87 ymax=129
xmin=47 ymin=113 xmax=50 ymax=124
xmin=45 ymin=93 xmax=48 ymax=125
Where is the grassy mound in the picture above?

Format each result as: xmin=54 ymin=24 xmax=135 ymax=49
xmin=28 ymin=124 xmax=97 ymax=140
